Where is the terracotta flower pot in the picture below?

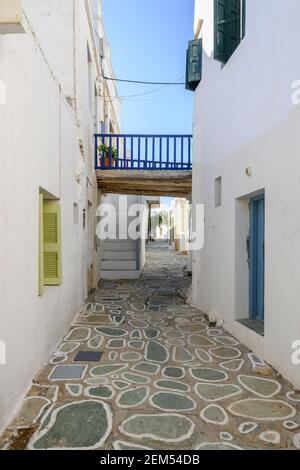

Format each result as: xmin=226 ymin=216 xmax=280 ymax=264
xmin=102 ymin=155 xmax=116 ymax=168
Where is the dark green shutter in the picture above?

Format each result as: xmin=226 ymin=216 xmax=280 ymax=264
xmin=185 ymin=39 xmax=202 ymax=92
xmin=214 ymin=0 xmax=245 ymax=64
xmin=214 ymin=0 xmax=227 ymax=63
xmin=227 ymin=0 xmax=241 ymax=59
xmin=242 ymin=0 xmax=246 ymax=38
xmin=185 ymin=50 xmax=190 ymax=89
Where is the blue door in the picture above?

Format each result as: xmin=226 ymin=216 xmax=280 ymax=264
xmin=249 ymin=194 xmax=265 ymax=322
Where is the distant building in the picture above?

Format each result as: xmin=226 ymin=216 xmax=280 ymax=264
xmin=170 ymin=198 xmax=190 ymax=254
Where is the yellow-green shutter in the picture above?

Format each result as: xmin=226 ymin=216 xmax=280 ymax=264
xmin=43 ymin=201 xmax=62 ymax=286
xmin=38 ymin=194 xmax=44 ymax=296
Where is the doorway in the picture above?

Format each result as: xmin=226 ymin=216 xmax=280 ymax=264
xmin=249 ymin=193 xmax=265 ymax=322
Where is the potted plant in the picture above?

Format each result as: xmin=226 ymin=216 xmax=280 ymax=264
xmin=98 ymin=143 xmax=118 ymax=168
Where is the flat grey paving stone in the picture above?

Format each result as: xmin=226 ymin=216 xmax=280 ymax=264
xmin=155 ymin=380 xmax=189 ymax=392
xmin=30 ymin=401 xmax=111 ymax=449
xmin=119 ymin=413 xmax=195 ymax=443
xmin=133 ymin=362 xmax=160 ymax=374
xmin=2 ymin=241 xmax=299 ymax=452
xmin=49 ymin=365 xmax=87 ymax=380
xmin=145 ymin=341 xmax=169 ymax=363
xmin=150 ymin=392 xmax=196 ymax=411
xmin=74 ymin=351 xmax=103 ymax=362
xmin=163 ymin=367 xmax=185 ymax=378
xmin=95 ymin=327 xmax=128 ymax=337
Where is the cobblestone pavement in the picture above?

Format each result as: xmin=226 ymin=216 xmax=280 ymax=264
xmin=1 ymin=241 xmax=300 ymax=450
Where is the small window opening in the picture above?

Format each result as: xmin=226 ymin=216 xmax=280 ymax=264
xmin=215 ymin=176 xmax=222 ymax=208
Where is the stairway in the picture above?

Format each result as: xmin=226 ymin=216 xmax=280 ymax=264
xmin=100 ymin=239 xmax=142 ymax=280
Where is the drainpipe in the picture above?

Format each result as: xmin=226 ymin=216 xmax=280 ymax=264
xmin=188 ymin=196 xmax=193 ymax=271
xmin=148 ymin=204 xmax=152 ymax=242
xmin=137 ymin=196 xmax=143 ymax=271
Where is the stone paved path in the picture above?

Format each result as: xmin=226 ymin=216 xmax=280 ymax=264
xmin=1 ymin=241 xmax=300 ymax=450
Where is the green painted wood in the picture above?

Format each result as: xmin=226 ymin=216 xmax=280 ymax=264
xmin=43 ymin=201 xmax=62 ymax=286
xmin=214 ymin=0 xmax=245 ymax=64
xmin=38 ymin=194 xmax=44 ymax=296
xmin=214 ymin=0 xmax=227 ymax=63
xmin=185 ymin=39 xmax=202 ymax=91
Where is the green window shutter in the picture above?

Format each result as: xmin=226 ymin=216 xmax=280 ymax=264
xmin=38 ymin=194 xmax=44 ymax=296
xmin=214 ymin=0 xmax=244 ymax=64
xmin=43 ymin=201 xmax=62 ymax=286
xmin=214 ymin=0 xmax=227 ymax=63
xmin=185 ymin=39 xmax=202 ymax=92
xmin=226 ymin=0 xmax=241 ymax=60
xmin=241 ymin=0 xmax=246 ymax=39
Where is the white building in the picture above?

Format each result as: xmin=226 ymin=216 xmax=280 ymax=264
xmin=98 ymin=194 xmax=154 ymax=280
xmin=170 ymin=198 xmax=190 ymax=253
xmin=0 ymin=0 xmax=124 ymax=433
xmin=191 ymin=0 xmax=300 ymax=388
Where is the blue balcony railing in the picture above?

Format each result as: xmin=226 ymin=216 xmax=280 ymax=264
xmin=95 ymin=134 xmax=192 ymax=171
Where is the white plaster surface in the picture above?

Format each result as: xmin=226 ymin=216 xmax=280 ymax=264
xmin=0 ymin=1 xmax=120 ymax=433
xmin=192 ymin=0 xmax=300 ymax=388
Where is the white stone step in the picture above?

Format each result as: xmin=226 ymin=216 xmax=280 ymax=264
xmin=103 ymin=240 xmax=137 ymax=251
xmin=101 ymin=260 xmax=137 ymax=271
xmin=102 ymin=250 xmax=136 ymax=261
xmin=100 ymin=270 xmax=142 ymax=280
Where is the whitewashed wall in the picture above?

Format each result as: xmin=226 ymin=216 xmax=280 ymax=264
xmin=192 ymin=0 xmax=300 ymax=388
xmin=0 ymin=0 xmax=120 ymax=433
xmin=97 ymin=194 xmax=149 ymax=280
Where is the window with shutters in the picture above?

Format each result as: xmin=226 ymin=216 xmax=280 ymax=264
xmin=185 ymin=39 xmax=202 ymax=92
xmin=214 ymin=0 xmax=246 ymax=64
xmin=39 ymin=195 xmax=62 ymax=296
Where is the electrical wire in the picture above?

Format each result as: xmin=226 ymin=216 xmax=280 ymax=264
xmin=104 ymin=76 xmax=185 ymax=85
xmin=103 ymin=76 xmax=185 ymax=102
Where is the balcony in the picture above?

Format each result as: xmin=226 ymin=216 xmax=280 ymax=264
xmin=95 ymin=134 xmax=192 ymax=170
xmin=94 ymin=134 xmax=192 ymax=197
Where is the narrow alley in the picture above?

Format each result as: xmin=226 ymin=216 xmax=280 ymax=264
xmin=1 ymin=242 xmax=299 ymax=451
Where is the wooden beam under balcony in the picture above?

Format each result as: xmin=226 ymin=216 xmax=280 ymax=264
xmin=96 ymin=170 xmax=192 ymax=197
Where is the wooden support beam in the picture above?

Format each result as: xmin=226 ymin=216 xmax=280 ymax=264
xmin=96 ymin=169 xmax=192 ymax=197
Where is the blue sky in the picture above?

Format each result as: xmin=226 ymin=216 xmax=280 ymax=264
xmin=102 ymin=0 xmax=194 ymax=135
